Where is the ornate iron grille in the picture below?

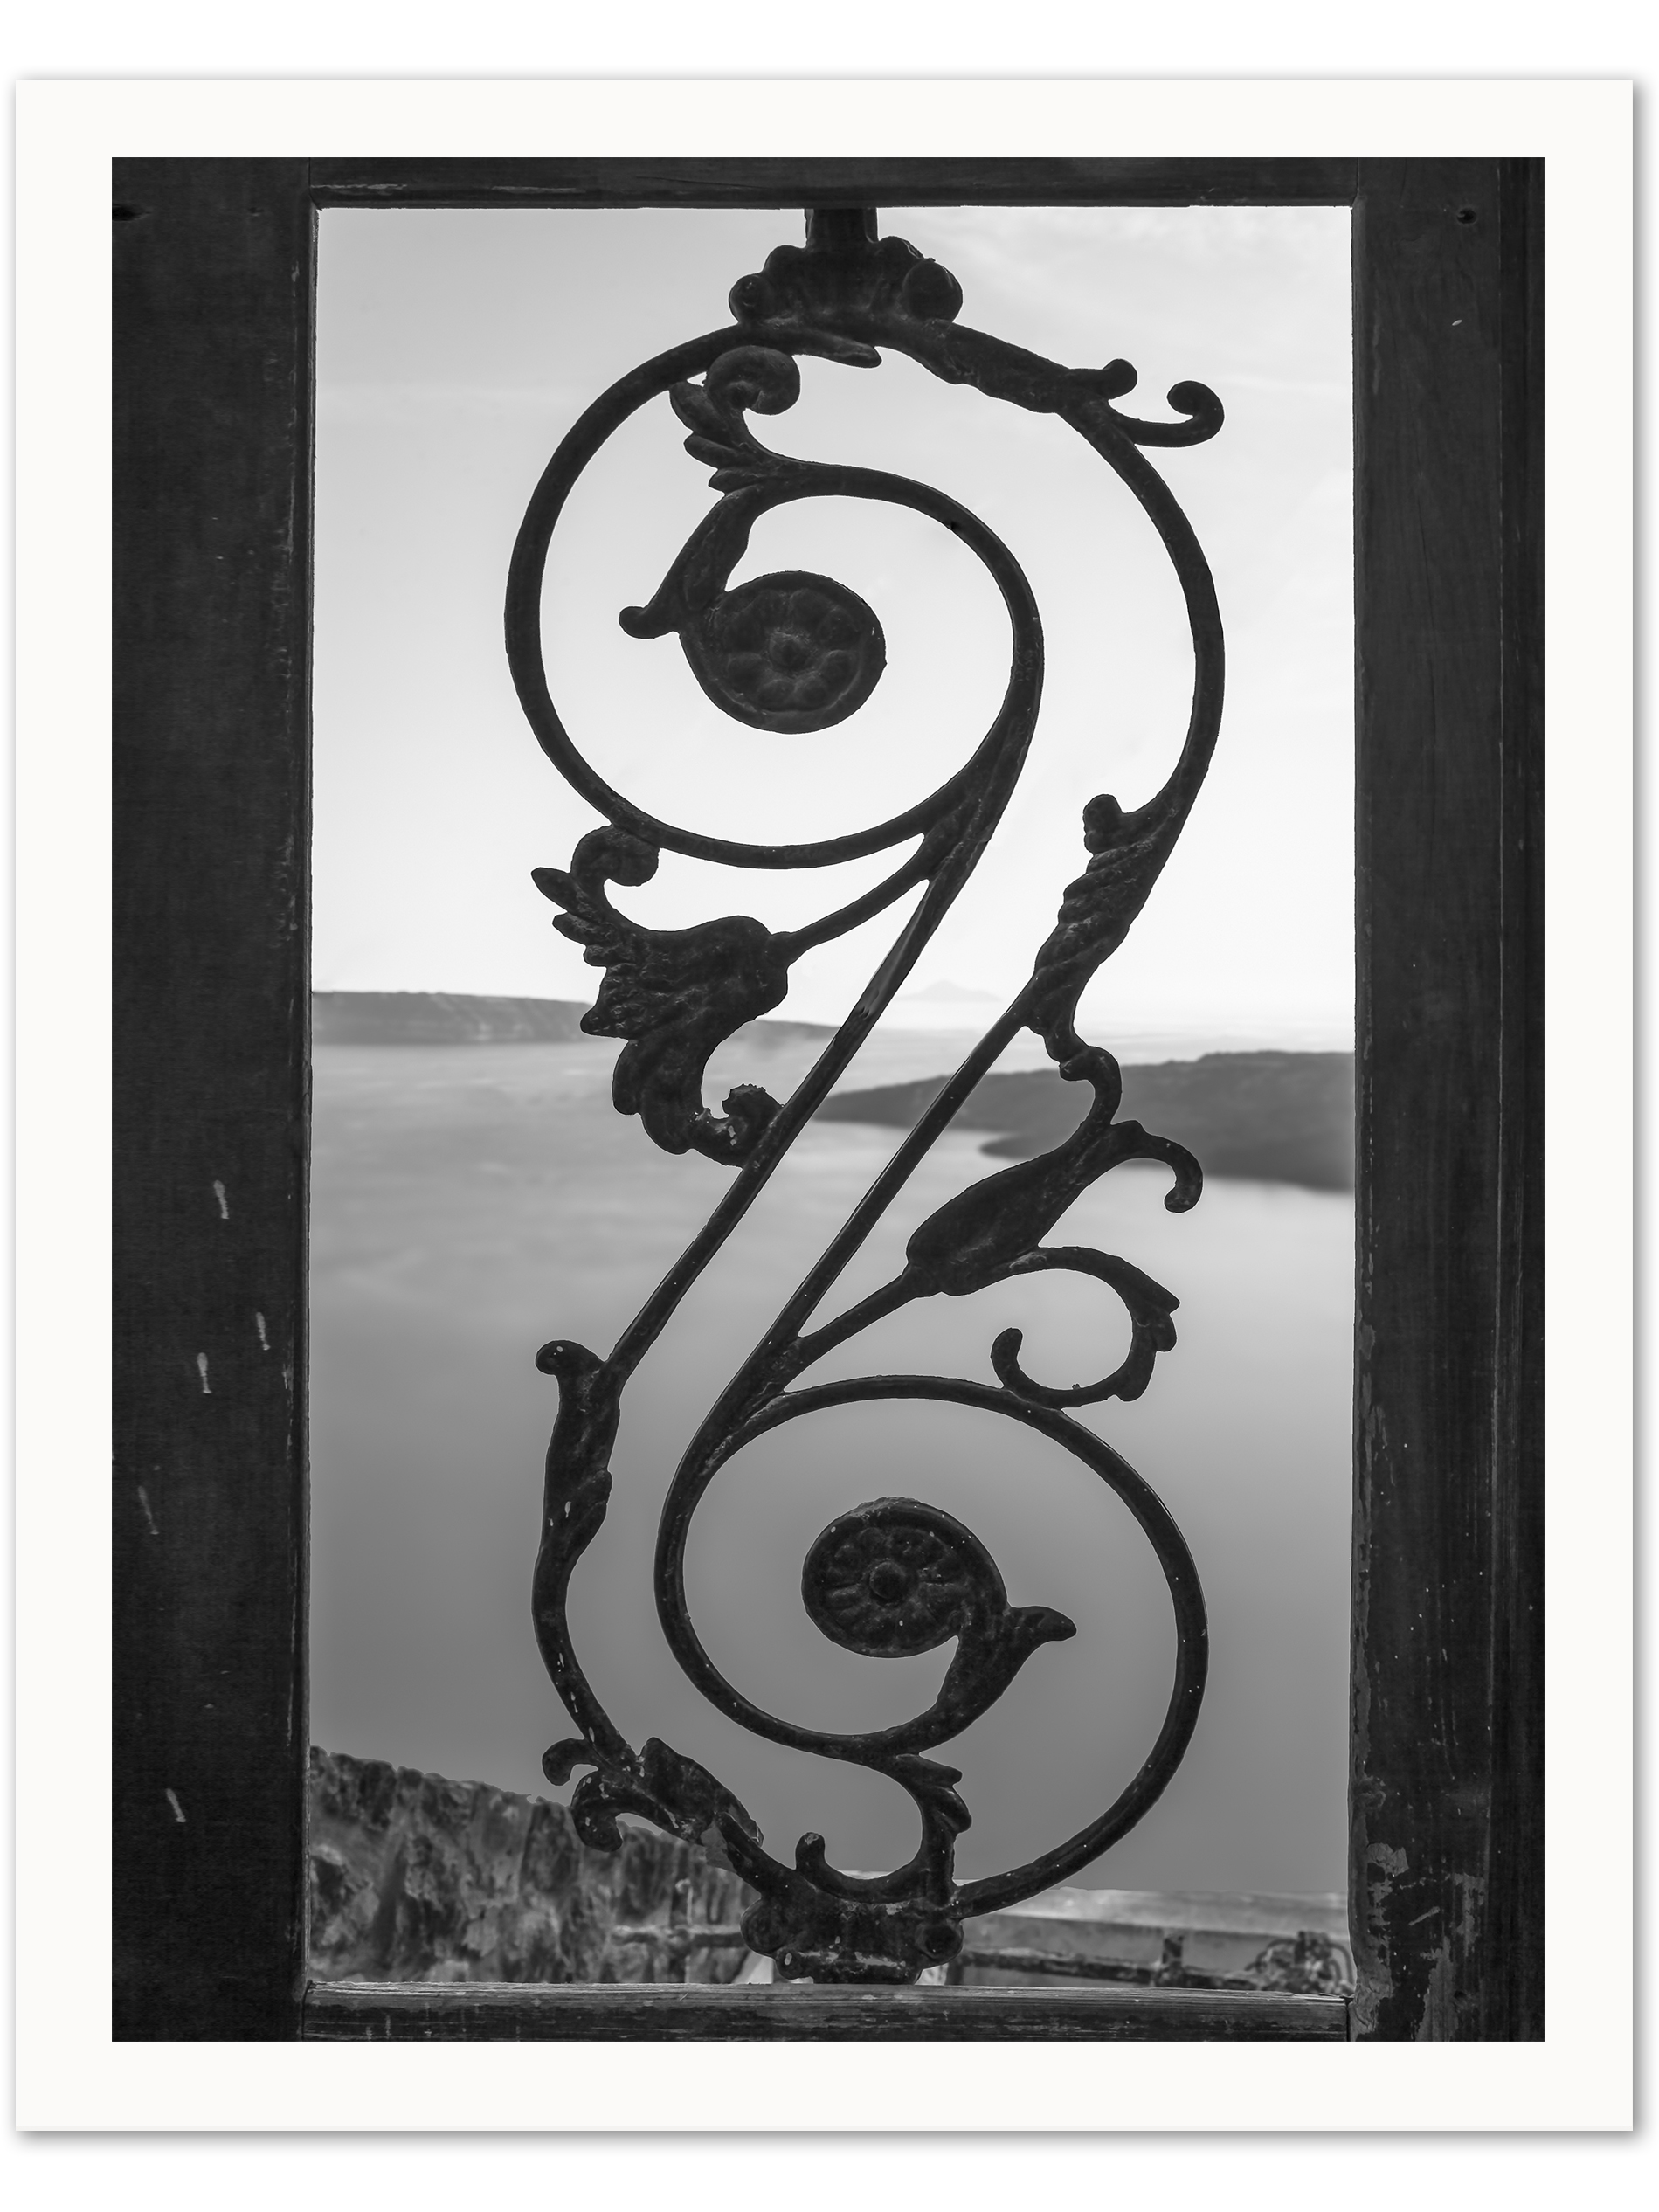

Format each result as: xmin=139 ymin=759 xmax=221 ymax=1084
xmin=508 ymin=207 xmax=1225 ymax=1986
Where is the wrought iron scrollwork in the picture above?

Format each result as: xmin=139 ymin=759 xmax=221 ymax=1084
xmin=509 ymin=207 xmax=1226 ymax=1984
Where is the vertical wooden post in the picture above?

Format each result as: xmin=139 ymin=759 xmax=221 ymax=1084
xmin=113 ymin=160 xmax=315 ymax=2036
xmin=1351 ymin=157 xmax=1544 ymax=2038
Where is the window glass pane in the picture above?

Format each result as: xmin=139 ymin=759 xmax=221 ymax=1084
xmin=309 ymin=204 xmax=1352 ymax=1986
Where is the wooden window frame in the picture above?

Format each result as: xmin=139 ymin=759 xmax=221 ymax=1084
xmin=112 ymin=156 xmax=1542 ymax=2042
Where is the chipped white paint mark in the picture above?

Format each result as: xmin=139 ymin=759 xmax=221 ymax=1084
xmin=197 ymin=1353 xmax=211 ymax=1394
xmin=213 ymin=1179 xmax=229 ymax=1220
xmin=1414 ymin=1870 xmax=1487 ymax=2039
xmin=255 ymin=1311 xmax=270 ymax=1351
xmin=136 ymin=1485 xmax=159 ymax=1537
xmin=166 ymin=1788 xmax=186 ymax=1824
xmin=1364 ymin=1840 xmax=1409 ymax=1939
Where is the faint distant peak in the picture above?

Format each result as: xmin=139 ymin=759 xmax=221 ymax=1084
xmin=897 ymin=978 xmax=1001 ymax=1004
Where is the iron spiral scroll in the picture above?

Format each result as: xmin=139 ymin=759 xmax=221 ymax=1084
xmin=510 ymin=209 xmax=1226 ymax=1984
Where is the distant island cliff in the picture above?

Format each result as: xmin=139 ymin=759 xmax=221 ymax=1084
xmin=312 ymin=997 xmax=1352 ymax=1193
xmin=312 ymin=990 xmax=834 ymax=1048
xmin=818 ymin=1053 xmax=1355 ymax=1192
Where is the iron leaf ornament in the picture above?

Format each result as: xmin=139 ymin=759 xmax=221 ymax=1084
xmin=508 ymin=210 xmax=1224 ymax=1984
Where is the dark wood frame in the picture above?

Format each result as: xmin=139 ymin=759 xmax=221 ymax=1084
xmin=113 ymin=156 xmax=1542 ymax=2043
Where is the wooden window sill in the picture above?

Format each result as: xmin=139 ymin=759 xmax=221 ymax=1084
xmin=303 ymin=1980 xmax=1349 ymax=2041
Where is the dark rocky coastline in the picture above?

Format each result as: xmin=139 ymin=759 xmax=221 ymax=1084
xmin=817 ymin=1051 xmax=1355 ymax=1192
xmin=312 ymin=999 xmax=1351 ymax=1192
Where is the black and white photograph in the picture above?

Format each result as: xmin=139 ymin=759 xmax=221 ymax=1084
xmin=12 ymin=68 xmax=1635 ymax=2154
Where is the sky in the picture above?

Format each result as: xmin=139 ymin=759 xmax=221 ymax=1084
xmin=314 ymin=204 xmax=1353 ymax=1048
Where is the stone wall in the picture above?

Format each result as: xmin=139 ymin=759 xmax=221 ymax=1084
xmin=308 ymin=1746 xmax=1353 ymax=1994
xmin=308 ymin=1747 xmax=752 ymax=1984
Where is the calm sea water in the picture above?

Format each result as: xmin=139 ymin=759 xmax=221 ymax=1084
xmin=310 ymin=1033 xmax=1352 ymax=1897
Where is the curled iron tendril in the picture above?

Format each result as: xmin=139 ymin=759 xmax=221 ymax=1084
xmin=513 ymin=211 xmax=1223 ymax=1982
